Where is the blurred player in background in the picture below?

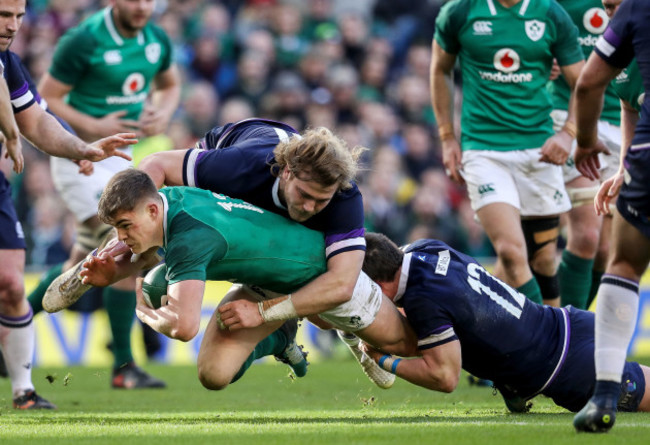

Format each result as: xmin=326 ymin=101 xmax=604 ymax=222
xmin=28 ymin=0 xmax=180 ymax=389
xmin=431 ymin=0 xmax=584 ymax=307
xmin=0 ymin=0 xmax=136 ymax=409
xmin=550 ymin=0 xmax=622 ymax=311
xmin=571 ymin=0 xmax=650 ymax=433
xmin=361 ymin=233 xmax=650 ymax=415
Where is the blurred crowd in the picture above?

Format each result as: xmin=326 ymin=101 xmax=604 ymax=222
xmin=0 ymin=0 xmax=495 ymax=270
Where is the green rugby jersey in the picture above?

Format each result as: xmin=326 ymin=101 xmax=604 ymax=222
xmin=159 ymin=187 xmax=327 ymax=294
xmin=612 ymin=59 xmax=644 ymax=114
xmin=49 ymin=7 xmax=172 ymax=120
xmin=548 ymin=0 xmax=619 ymax=125
xmin=435 ymin=0 xmax=583 ymax=151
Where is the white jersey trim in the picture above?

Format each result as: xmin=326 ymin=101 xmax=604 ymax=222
xmin=272 ymin=177 xmax=286 ymax=210
xmin=11 ymin=90 xmax=34 ymax=108
xmin=325 ymin=237 xmax=366 ymax=258
xmin=486 ymin=0 xmax=497 ymax=16
xmin=104 ymin=7 xmax=144 ymax=46
xmin=518 ymin=0 xmax=531 ymax=15
xmin=273 ymin=127 xmax=290 ymax=142
xmin=596 ymin=35 xmax=615 ymax=57
xmin=630 ymin=142 xmax=650 ymax=150
xmin=185 ymin=148 xmax=203 ymax=187
xmin=0 ymin=57 xmax=4 ymax=76
xmin=393 ymin=252 xmax=412 ymax=304
xmin=159 ymin=192 xmax=169 ymax=248
xmin=418 ymin=327 xmax=457 ymax=348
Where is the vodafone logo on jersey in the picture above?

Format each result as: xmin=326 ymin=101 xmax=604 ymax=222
xmin=583 ymin=8 xmax=608 ymax=34
xmin=122 ymin=73 xmax=145 ymax=96
xmin=493 ymin=49 xmax=520 ymax=73
xmin=107 ymin=72 xmax=148 ymax=105
xmin=480 ymin=48 xmax=532 ymax=83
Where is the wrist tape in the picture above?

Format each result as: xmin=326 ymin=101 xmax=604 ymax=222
xmin=258 ymin=294 xmax=298 ymax=322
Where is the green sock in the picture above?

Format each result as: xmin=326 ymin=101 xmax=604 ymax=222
xmin=587 ymin=270 xmax=604 ymax=310
xmin=102 ymin=287 xmax=137 ymax=369
xmin=231 ymin=330 xmax=286 ymax=384
xmin=27 ymin=263 xmax=64 ymax=315
xmin=558 ymin=250 xmax=594 ymax=309
xmin=517 ymin=278 xmax=543 ymax=304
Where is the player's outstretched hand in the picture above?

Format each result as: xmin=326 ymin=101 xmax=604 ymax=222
xmin=574 ymin=139 xmax=611 ymax=181
xmin=80 ymin=252 xmax=118 ymax=287
xmin=83 ymin=132 xmax=137 ymax=162
xmin=595 ymin=171 xmax=624 ymax=216
xmin=218 ymin=299 xmax=264 ymax=331
xmin=539 ymin=131 xmax=571 ymax=165
xmin=2 ymin=133 xmax=24 ymax=173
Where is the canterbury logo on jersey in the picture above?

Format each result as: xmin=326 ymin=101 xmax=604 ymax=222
xmin=472 ymin=21 xmax=492 ymax=35
xmin=103 ymin=50 xmax=122 ymax=64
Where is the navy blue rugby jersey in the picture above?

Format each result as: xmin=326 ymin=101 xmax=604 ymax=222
xmin=594 ymin=0 xmax=650 ymax=146
xmin=0 ymin=50 xmax=37 ymax=195
xmin=182 ymin=118 xmax=365 ymax=259
xmin=397 ymin=239 xmax=570 ymax=398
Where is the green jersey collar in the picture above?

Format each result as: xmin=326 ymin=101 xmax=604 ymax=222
xmin=486 ymin=0 xmax=531 ymax=16
xmin=159 ymin=191 xmax=169 ymax=248
xmin=103 ymin=7 xmax=145 ymax=46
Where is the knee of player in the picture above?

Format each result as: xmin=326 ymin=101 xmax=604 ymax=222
xmin=197 ymin=364 xmax=230 ymax=391
xmin=0 ymin=271 xmax=25 ymax=305
xmin=492 ymin=240 xmax=526 ymax=266
xmin=569 ymin=225 xmax=601 ymax=255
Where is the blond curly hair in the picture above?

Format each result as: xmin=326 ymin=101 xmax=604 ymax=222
xmin=273 ymin=127 xmax=367 ymax=190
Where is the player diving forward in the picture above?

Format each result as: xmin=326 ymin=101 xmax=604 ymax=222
xmin=360 ymin=233 xmax=650 ymax=414
xmin=46 ymin=169 xmax=417 ymax=390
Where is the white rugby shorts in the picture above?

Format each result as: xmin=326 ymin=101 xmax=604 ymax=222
xmin=235 ymin=271 xmax=383 ymax=332
xmin=462 ymin=148 xmax=571 ymax=216
xmin=50 ymin=148 xmax=133 ymax=222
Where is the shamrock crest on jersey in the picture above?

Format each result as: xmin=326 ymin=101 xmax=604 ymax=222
xmin=525 ymin=20 xmax=545 ymax=41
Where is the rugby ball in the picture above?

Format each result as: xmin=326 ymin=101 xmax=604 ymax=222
xmin=142 ymin=263 xmax=169 ymax=309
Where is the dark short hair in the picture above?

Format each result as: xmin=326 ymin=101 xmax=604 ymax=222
xmin=363 ymin=232 xmax=403 ymax=283
xmin=98 ymin=169 xmax=159 ymax=224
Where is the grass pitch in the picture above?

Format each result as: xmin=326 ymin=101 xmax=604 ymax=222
xmin=0 ymin=360 xmax=648 ymax=444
